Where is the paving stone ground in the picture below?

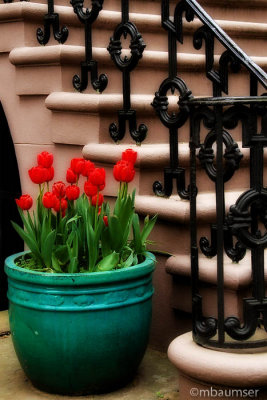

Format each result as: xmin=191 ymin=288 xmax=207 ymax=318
xmin=0 ymin=311 xmax=179 ymax=400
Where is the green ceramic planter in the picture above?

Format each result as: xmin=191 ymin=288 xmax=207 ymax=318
xmin=4 ymin=251 xmax=155 ymax=395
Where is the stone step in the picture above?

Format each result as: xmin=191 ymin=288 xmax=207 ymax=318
xmin=165 ymin=251 xmax=261 ymax=318
xmin=2 ymin=2 xmax=267 ymax=54
xmin=44 ymin=90 xmax=267 ymax=146
xmin=9 ymin=44 xmax=267 ymax=98
xmin=33 ymin=0 xmax=267 ymax=23
xmin=196 ymin=0 xmax=267 ymax=22
xmin=166 ymin=251 xmax=267 ymax=290
xmin=135 ymin=191 xmax=243 ymax=225
xmin=82 ymin=143 xmax=267 ymax=196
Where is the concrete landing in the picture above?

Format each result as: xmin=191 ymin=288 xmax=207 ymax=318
xmin=0 ymin=311 xmax=179 ymax=400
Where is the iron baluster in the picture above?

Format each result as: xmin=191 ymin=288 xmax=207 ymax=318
xmin=167 ymin=0 xmax=267 ymax=348
xmin=36 ymin=0 xmax=68 ymax=45
xmin=225 ymin=99 xmax=267 ymax=341
xmin=189 ymin=106 xmax=217 ymax=343
xmin=212 ymin=102 xmax=225 ymax=345
xmin=70 ymin=0 xmax=108 ymax=93
xmin=152 ymin=5 xmax=192 ymax=198
xmin=107 ymin=0 xmax=147 ymax=143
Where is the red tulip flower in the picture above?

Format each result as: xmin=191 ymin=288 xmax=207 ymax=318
xmin=70 ymin=158 xmax=85 ymax=175
xmin=82 ymin=160 xmax=95 ymax=178
xmin=66 ymin=185 xmax=80 ymax=201
xmin=53 ymin=197 xmax=68 ymax=213
xmin=91 ymin=193 xmax=104 ymax=207
xmin=89 ymin=168 xmax=105 ymax=189
xmin=46 ymin=166 xmax=54 ymax=182
xmin=122 ymin=149 xmax=137 ymax=165
xmin=52 ymin=181 xmax=66 ymax=199
xmin=113 ymin=160 xmax=135 ymax=183
xmin=15 ymin=194 xmax=33 ymax=210
xmin=42 ymin=192 xmax=57 ymax=209
xmin=28 ymin=166 xmax=49 ymax=184
xmin=103 ymin=215 xmax=108 ymax=227
xmin=66 ymin=168 xmax=77 ymax=184
xmin=84 ymin=181 xmax=98 ymax=197
xmin=37 ymin=151 xmax=53 ymax=168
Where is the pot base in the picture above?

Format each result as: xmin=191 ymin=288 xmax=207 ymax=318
xmin=30 ymin=373 xmax=136 ymax=396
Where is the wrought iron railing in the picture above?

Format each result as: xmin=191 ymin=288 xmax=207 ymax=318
xmin=154 ymin=0 xmax=267 ymax=349
xmin=2 ymin=0 xmax=267 ymax=349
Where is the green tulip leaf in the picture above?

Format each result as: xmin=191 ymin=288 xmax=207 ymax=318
xmin=54 ymin=245 xmax=69 ymax=265
xmin=11 ymin=221 xmax=43 ymax=266
xmin=42 ymin=230 xmax=56 ymax=268
xmin=68 ymin=257 xmax=78 ymax=273
xmin=96 ymin=252 xmax=120 ymax=271
xmin=109 ymin=215 xmax=124 ymax=252
xmin=132 ymin=213 xmax=143 ymax=254
xmin=121 ymin=251 xmax=134 ymax=268
xmin=51 ymin=252 xmax=63 ymax=273
xmin=141 ymin=215 xmax=158 ymax=245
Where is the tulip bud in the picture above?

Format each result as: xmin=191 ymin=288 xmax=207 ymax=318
xmin=91 ymin=193 xmax=104 ymax=207
xmin=113 ymin=160 xmax=135 ymax=183
xmin=103 ymin=215 xmax=108 ymax=227
xmin=37 ymin=151 xmax=53 ymax=168
xmin=46 ymin=166 xmax=54 ymax=182
xmin=82 ymin=160 xmax=95 ymax=178
xmin=84 ymin=181 xmax=98 ymax=197
xmin=122 ymin=149 xmax=137 ymax=165
xmin=52 ymin=181 xmax=66 ymax=199
xmin=66 ymin=185 xmax=80 ymax=201
xmin=66 ymin=168 xmax=77 ymax=184
xmin=70 ymin=158 xmax=85 ymax=175
xmin=42 ymin=192 xmax=57 ymax=209
xmin=15 ymin=194 xmax=33 ymax=211
xmin=89 ymin=168 xmax=106 ymax=189
xmin=28 ymin=166 xmax=49 ymax=184
xmin=53 ymin=197 xmax=68 ymax=213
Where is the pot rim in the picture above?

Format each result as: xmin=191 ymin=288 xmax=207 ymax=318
xmin=5 ymin=251 xmax=156 ymax=286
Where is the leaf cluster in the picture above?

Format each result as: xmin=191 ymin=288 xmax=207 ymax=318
xmin=13 ymin=185 xmax=157 ymax=273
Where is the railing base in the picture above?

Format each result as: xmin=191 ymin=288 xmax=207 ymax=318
xmin=168 ymin=332 xmax=267 ymax=399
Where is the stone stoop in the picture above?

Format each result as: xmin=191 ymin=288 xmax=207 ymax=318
xmin=1 ymin=0 xmax=267 ymax=349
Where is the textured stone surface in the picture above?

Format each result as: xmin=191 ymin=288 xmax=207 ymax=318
xmin=0 ymin=311 xmax=179 ymax=400
xmin=168 ymin=332 xmax=267 ymax=400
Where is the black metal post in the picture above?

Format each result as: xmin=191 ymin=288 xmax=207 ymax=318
xmin=71 ymin=0 xmax=108 ymax=93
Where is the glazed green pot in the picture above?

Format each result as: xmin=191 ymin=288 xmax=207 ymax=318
xmin=4 ymin=251 xmax=155 ymax=395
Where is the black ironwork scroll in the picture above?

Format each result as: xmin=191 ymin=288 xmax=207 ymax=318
xmin=152 ymin=1 xmax=192 ymax=198
xmin=183 ymin=3 xmax=267 ymax=347
xmin=71 ymin=0 xmax=108 ymax=92
xmin=224 ymin=100 xmax=267 ymax=342
xmin=157 ymin=0 xmax=267 ymax=349
xmin=188 ymin=96 xmax=267 ymax=348
xmin=37 ymin=0 xmax=68 ymax=45
xmin=107 ymin=0 xmax=147 ymax=143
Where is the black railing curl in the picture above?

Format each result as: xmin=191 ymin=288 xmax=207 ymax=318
xmin=37 ymin=0 xmax=68 ymax=45
xmin=155 ymin=0 xmax=267 ymax=349
xmin=107 ymin=0 xmax=147 ymax=143
xmin=70 ymin=0 xmax=108 ymax=93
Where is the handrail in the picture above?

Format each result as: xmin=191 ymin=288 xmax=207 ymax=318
xmin=162 ymin=0 xmax=267 ymax=89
